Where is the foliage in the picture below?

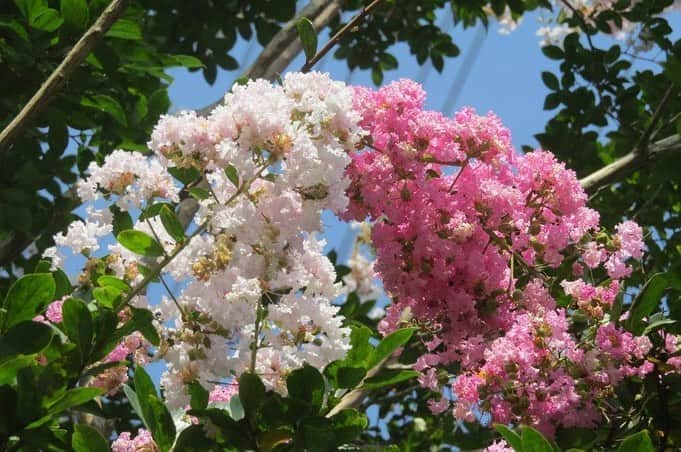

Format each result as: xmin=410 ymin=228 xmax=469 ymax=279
xmin=0 ymin=0 xmax=680 ymax=450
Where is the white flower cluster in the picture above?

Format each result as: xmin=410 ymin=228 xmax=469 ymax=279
xmin=77 ymin=149 xmax=180 ymax=210
xmin=486 ymin=0 xmax=680 ymax=49
xmin=45 ymin=72 xmax=364 ymax=411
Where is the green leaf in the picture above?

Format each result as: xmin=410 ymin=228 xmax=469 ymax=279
xmin=544 ymin=93 xmax=561 ymax=110
xmin=145 ymin=396 xmax=176 ymax=452
xmin=368 ymin=327 xmax=416 ymax=368
xmin=494 ymin=424 xmax=523 ymax=451
xmin=97 ymin=275 xmax=131 ymax=292
xmin=173 ymin=425 xmax=213 ymax=451
xmin=160 ymin=206 xmax=185 ymax=243
xmin=105 ymin=19 xmax=142 ymax=40
xmin=345 ymin=325 xmax=373 ymax=366
xmin=239 ymin=373 xmax=265 ymax=425
xmin=330 ymin=409 xmax=368 ymax=445
xmin=132 ymin=366 xmax=176 ymax=450
xmin=224 ymin=164 xmax=239 ymax=187
xmin=371 ymin=66 xmax=383 ymax=86
xmin=123 ymin=385 xmax=147 ymax=427
xmin=117 ymin=230 xmax=165 ymax=257
xmin=60 ymin=0 xmax=88 ymax=29
xmin=361 ymin=369 xmax=419 ymax=390
xmin=627 ymin=273 xmax=669 ymax=334
xmin=188 ymin=382 xmax=209 ymax=410
xmin=0 ymin=321 xmax=52 ymax=358
xmin=81 ymin=95 xmax=127 ymax=126
xmin=166 ymin=54 xmax=204 ymax=69
xmin=30 ymin=8 xmax=63 ymax=32
xmin=541 ymin=71 xmax=559 ymax=90
xmin=134 ymin=365 xmax=158 ymax=405
xmin=168 ymin=167 xmax=201 ymax=185
xmin=46 ymin=387 xmax=103 ymax=416
xmin=188 ymin=187 xmax=210 ymax=200
xmin=617 ymin=430 xmax=654 ymax=452
xmin=542 ymin=45 xmax=564 ymax=60
xmin=296 ymin=17 xmax=317 ymax=61
xmin=72 ymin=424 xmax=108 ymax=452
xmin=287 ymin=365 xmax=325 ymax=414
xmin=337 ymin=365 xmax=366 ymax=388
xmin=0 ymin=355 xmax=37 ymax=385
xmin=14 ymin=0 xmax=44 ymax=20
xmin=642 ymin=318 xmax=676 ymax=336
xmin=92 ymin=286 xmax=122 ymax=309
xmin=62 ymin=298 xmax=93 ymax=360
xmin=110 ymin=205 xmax=133 ymax=237
xmin=521 ymin=426 xmax=554 ymax=452
xmin=2 ymin=273 xmax=55 ymax=331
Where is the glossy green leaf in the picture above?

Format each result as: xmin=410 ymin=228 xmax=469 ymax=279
xmin=81 ymin=95 xmax=127 ymax=126
xmin=361 ymin=369 xmax=419 ymax=390
xmin=224 ymin=164 xmax=239 ymax=188
xmin=494 ymin=424 xmax=523 ymax=451
xmin=188 ymin=381 xmax=209 ymax=410
xmin=617 ymin=430 xmax=654 ymax=452
xmin=46 ymin=387 xmax=103 ymax=416
xmin=627 ymin=273 xmax=669 ymax=334
xmin=287 ymin=365 xmax=325 ymax=413
xmin=117 ymin=230 xmax=165 ymax=257
xmin=521 ymin=426 xmax=554 ymax=452
xmin=296 ymin=17 xmax=317 ymax=61
xmin=72 ymin=424 xmax=108 ymax=452
xmin=160 ymin=205 xmax=185 ymax=243
xmin=0 ymin=321 xmax=52 ymax=358
xmin=105 ymin=19 xmax=142 ymax=40
xmin=368 ymin=327 xmax=416 ymax=368
xmin=62 ymin=298 xmax=93 ymax=360
xmin=2 ymin=273 xmax=55 ymax=331
xmin=239 ymin=372 xmax=265 ymax=425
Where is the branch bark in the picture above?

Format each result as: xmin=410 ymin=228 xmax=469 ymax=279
xmin=0 ymin=0 xmax=129 ymax=152
xmin=579 ymin=134 xmax=681 ymax=193
xmin=301 ymin=0 xmax=383 ymax=72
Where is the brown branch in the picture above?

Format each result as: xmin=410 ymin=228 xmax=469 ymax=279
xmin=0 ymin=0 xmax=129 ymax=152
xmin=579 ymin=134 xmax=681 ymax=193
xmin=301 ymin=0 xmax=384 ymax=73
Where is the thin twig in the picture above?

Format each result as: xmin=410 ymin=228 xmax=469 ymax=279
xmin=559 ymin=0 xmax=596 ymax=51
xmin=301 ymin=0 xmax=384 ymax=72
xmin=0 ymin=0 xmax=129 ymax=152
xmin=637 ymin=84 xmax=676 ymax=156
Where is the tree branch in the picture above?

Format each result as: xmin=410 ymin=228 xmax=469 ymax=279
xmin=579 ymin=134 xmax=681 ymax=193
xmin=0 ymin=0 xmax=129 ymax=152
xmin=301 ymin=0 xmax=384 ymax=72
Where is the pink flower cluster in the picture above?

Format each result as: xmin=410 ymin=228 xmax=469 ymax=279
xmin=342 ymin=79 xmax=652 ymax=435
xmin=90 ymin=332 xmax=150 ymax=396
xmin=111 ymin=429 xmax=158 ymax=452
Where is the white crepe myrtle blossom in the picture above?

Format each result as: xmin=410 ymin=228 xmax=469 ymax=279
xmin=45 ymin=72 xmax=364 ymax=415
